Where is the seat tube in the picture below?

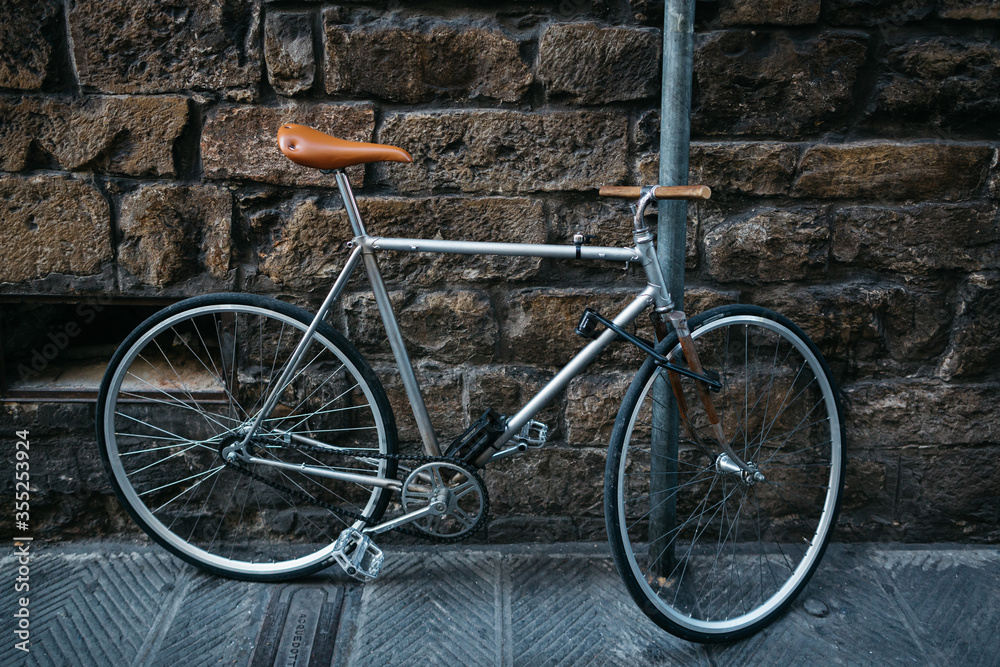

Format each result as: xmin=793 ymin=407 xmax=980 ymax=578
xmin=361 ymin=249 xmax=441 ymax=456
xmin=335 ymin=171 xmax=368 ymax=237
xmin=335 ymin=169 xmax=440 ymax=455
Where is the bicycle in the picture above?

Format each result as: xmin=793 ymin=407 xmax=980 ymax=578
xmin=96 ymin=123 xmax=845 ymax=643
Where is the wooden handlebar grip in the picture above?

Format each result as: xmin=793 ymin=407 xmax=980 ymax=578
xmin=598 ymin=185 xmax=712 ymax=200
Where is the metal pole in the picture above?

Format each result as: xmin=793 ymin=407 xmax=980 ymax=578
xmin=650 ymin=0 xmax=696 ymax=577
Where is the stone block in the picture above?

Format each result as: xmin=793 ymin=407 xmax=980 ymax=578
xmin=845 ymin=379 xmax=1000 ymax=447
xmin=466 ymin=366 xmax=562 ymax=439
xmin=564 ymin=372 xmax=633 ymax=445
xmin=939 ymin=0 xmax=1000 ymax=19
xmin=548 ymin=197 xmax=636 ymax=250
xmin=831 ymin=204 xmax=1000 ymax=273
xmin=345 ymin=289 xmax=498 ymax=364
xmin=640 ymin=143 xmax=799 ymax=197
xmin=840 ymin=457 xmax=889 ymax=513
xmin=836 ymin=446 xmax=1000 ymax=542
xmin=751 ymin=282 xmax=890 ymax=364
xmin=502 ymin=288 xmax=646 ymax=368
xmin=868 ymin=38 xmax=1000 ymax=133
xmin=68 ymin=0 xmax=261 ymax=96
xmin=938 ymin=272 xmax=1000 ymax=380
xmin=825 ymin=0 xmax=933 ymax=25
xmin=0 ymin=95 xmax=188 ymax=177
xmin=0 ymin=174 xmax=111 ymax=283
xmin=692 ymin=142 xmax=799 ymax=196
xmin=0 ymin=0 xmax=60 ymax=89
xmin=692 ymin=31 xmax=868 ymax=138
xmin=485 ymin=516 xmax=580 ymax=543
xmin=754 ymin=279 xmax=952 ymax=367
xmin=718 ymin=0 xmax=820 ymax=25
xmin=630 ymin=0 xmax=663 ymax=25
xmin=201 ymin=103 xmax=374 ymax=186
xmin=254 ymin=198 xmax=351 ymax=290
xmin=794 ymin=142 xmax=993 ymax=201
xmin=879 ymin=282 xmax=953 ymax=362
xmin=359 ymin=196 xmax=545 ymax=284
xmin=704 ymin=206 xmax=829 ymax=283
xmin=265 ymin=11 xmax=316 ymax=96
xmin=487 ymin=447 xmax=607 ymax=517
xmin=373 ymin=362 xmax=464 ymax=444
xmin=118 ymin=184 xmax=232 ymax=287
xmin=896 ymin=444 xmax=1000 ymax=541
xmin=377 ymin=110 xmax=628 ymax=194
xmin=323 ymin=14 xmax=531 ymax=103
xmin=682 ymin=287 xmax=742 ymax=315
xmin=538 ymin=23 xmax=660 ymax=104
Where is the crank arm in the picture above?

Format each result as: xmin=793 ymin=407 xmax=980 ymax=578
xmin=363 ymin=502 xmax=445 ymax=536
xmin=241 ymin=455 xmax=403 ymax=491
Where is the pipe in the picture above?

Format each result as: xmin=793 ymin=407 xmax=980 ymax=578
xmin=651 ymin=0 xmax=696 ymax=577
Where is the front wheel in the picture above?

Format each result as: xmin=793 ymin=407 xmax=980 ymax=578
xmin=97 ymin=293 xmax=398 ymax=581
xmin=605 ymin=305 xmax=845 ymax=642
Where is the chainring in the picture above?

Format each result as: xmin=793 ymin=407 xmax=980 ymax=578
xmin=401 ymin=461 xmax=489 ymax=540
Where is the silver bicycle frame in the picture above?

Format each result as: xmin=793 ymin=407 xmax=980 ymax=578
xmin=239 ymin=174 xmax=675 ymax=481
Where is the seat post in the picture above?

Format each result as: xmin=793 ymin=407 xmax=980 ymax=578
xmin=334 ymin=171 xmax=368 ymax=237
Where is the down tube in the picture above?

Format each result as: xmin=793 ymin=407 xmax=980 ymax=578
xmin=488 ymin=286 xmax=658 ymax=459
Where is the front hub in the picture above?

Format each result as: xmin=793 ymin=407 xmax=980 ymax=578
xmin=715 ymin=453 xmax=766 ymax=485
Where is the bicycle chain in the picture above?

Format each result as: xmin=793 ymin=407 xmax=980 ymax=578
xmin=225 ymin=443 xmax=490 ymax=544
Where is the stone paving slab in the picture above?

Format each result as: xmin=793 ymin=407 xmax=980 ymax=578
xmin=1 ymin=542 xmax=997 ymax=666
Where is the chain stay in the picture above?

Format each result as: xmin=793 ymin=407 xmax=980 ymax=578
xmin=226 ymin=443 xmax=489 ymax=544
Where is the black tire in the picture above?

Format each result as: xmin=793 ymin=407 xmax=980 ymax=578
xmin=605 ymin=305 xmax=845 ymax=642
xmin=97 ymin=293 xmax=398 ymax=581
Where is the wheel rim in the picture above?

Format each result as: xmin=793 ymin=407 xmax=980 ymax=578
xmin=616 ymin=315 xmax=842 ymax=635
xmin=102 ymin=304 xmax=391 ymax=577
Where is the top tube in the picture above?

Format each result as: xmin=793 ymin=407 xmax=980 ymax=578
xmin=359 ymin=236 xmax=641 ymax=263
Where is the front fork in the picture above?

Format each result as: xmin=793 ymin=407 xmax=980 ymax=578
xmin=632 ymin=184 xmax=758 ymax=479
xmin=650 ymin=309 xmax=760 ymax=478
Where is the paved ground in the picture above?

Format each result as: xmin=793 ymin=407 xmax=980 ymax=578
xmin=2 ymin=541 xmax=998 ymax=666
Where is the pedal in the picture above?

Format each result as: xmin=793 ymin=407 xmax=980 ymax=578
xmin=331 ymin=528 xmax=384 ymax=581
xmin=515 ymin=420 xmax=548 ymax=448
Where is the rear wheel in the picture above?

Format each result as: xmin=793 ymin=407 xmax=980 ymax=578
xmin=97 ymin=293 xmax=397 ymax=581
xmin=606 ymin=305 xmax=844 ymax=642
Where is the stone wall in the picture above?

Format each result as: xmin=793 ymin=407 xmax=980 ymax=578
xmin=1 ymin=0 xmax=998 ymax=543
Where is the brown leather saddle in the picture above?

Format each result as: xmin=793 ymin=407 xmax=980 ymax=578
xmin=277 ymin=124 xmax=412 ymax=170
